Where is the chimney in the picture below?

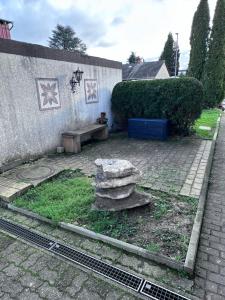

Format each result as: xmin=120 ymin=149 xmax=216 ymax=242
xmin=0 ymin=19 xmax=13 ymax=39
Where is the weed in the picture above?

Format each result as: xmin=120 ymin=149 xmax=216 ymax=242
xmin=179 ymin=196 xmax=198 ymax=215
xmin=146 ymin=242 xmax=161 ymax=253
xmin=153 ymin=198 xmax=172 ymax=219
xmin=53 ymin=169 xmax=84 ymax=180
xmin=157 ymin=275 xmax=171 ymax=285
xmin=153 ymin=229 xmax=189 ymax=262
xmin=175 ymin=255 xmax=182 ymax=262
xmin=169 ymin=268 xmax=191 ymax=279
xmin=84 ymin=211 xmax=138 ymax=240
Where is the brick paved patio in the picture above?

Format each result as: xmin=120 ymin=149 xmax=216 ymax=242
xmin=0 ymin=125 xmax=223 ymax=299
xmin=0 ymin=134 xmax=211 ymax=201
xmin=3 ymin=116 xmax=225 ymax=300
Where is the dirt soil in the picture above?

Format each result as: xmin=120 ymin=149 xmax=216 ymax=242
xmin=82 ymin=189 xmax=197 ymax=263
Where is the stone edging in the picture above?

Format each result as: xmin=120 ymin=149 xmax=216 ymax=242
xmin=6 ymin=203 xmax=184 ymax=271
xmin=184 ymin=115 xmax=221 ymax=274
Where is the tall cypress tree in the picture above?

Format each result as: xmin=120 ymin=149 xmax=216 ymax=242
xmin=160 ymin=33 xmax=178 ymax=76
xmin=203 ymin=0 xmax=225 ymax=107
xmin=187 ymin=0 xmax=210 ymax=81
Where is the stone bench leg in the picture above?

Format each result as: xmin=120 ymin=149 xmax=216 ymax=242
xmin=93 ymin=127 xmax=109 ymax=141
xmin=63 ymin=135 xmax=81 ymax=153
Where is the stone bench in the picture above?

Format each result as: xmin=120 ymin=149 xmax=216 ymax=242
xmin=62 ymin=124 xmax=108 ymax=153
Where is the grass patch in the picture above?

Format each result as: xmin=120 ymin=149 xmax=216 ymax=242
xmin=14 ymin=170 xmax=138 ymax=239
xmin=14 ymin=174 xmax=94 ymax=224
xmin=146 ymin=242 xmax=161 ymax=253
xmin=84 ymin=211 xmax=138 ymax=239
xmin=193 ymin=108 xmax=221 ymax=139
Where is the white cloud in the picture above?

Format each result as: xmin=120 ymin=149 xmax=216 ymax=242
xmin=0 ymin=0 xmax=217 ymax=63
xmin=87 ymin=0 xmax=217 ymax=62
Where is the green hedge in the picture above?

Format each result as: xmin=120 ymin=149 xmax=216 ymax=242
xmin=111 ymin=77 xmax=204 ymax=135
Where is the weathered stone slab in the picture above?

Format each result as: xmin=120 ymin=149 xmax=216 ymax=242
xmin=199 ymin=126 xmax=211 ymax=131
xmin=96 ymin=184 xmax=135 ymax=199
xmin=95 ymin=173 xmax=141 ymax=189
xmin=0 ymin=183 xmax=31 ymax=202
xmin=92 ymin=191 xmax=151 ymax=211
xmin=0 ymin=177 xmax=31 ymax=190
xmin=95 ymin=159 xmax=138 ymax=179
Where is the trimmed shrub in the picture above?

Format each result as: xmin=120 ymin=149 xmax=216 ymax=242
xmin=111 ymin=77 xmax=204 ymax=135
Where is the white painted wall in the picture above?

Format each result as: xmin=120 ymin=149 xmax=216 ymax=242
xmin=0 ymin=52 xmax=122 ymax=169
xmin=155 ymin=63 xmax=170 ymax=79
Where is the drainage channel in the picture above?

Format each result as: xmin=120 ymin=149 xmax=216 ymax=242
xmin=0 ymin=218 xmax=190 ymax=300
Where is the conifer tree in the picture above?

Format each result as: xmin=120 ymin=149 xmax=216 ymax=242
xmin=49 ymin=24 xmax=87 ymax=54
xmin=127 ymin=52 xmax=137 ymax=64
xmin=188 ymin=0 xmax=210 ymax=81
xmin=160 ymin=33 xmax=178 ymax=76
xmin=203 ymin=0 xmax=225 ymax=107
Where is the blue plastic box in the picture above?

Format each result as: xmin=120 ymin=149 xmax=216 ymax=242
xmin=128 ymin=118 xmax=168 ymax=140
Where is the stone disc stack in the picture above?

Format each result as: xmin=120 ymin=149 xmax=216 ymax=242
xmin=93 ymin=159 xmax=151 ymax=211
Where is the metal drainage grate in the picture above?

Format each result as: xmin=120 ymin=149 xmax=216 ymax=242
xmin=140 ymin=280 xmax=190 ymax=300
xmin=0 ymin=218 xmax=190 ymax=300
xmin=0 ymin=218 xmax=142 ymax=292
xmin=0 ymin=218 xmax=55 ymax=250
xmin=50 ymin=242 xmax=142 ymax=291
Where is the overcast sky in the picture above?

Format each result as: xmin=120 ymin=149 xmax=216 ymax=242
xmin=0 ymin=0 xmax=217 ymax=63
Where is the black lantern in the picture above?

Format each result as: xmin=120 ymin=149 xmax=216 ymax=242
xmin=70 ymin=68 xmax=84 ymax=93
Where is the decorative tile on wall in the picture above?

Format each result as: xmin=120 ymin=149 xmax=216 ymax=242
xmin=36 ymin=78 xmax=61 ymax=111
xmin=84 ymin=79 xmax=98 ymax=104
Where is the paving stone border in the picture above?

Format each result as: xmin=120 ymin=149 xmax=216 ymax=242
xmin=180 ymin=140 xmax=212 ymax=198
xmin=184 ymin=115 xmax=221 ymax=275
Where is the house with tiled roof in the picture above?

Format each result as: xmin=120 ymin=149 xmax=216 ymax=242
xmin=122 ymin=60 xmax=169 ymax=81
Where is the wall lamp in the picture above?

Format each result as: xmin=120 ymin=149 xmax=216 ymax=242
xmin=70 ymin=68 xmax=84 ymax=93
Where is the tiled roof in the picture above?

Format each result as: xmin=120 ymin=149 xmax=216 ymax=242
xmin=122 ymin=61 xmax=165 ymax=80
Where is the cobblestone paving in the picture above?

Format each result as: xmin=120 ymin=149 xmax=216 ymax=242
xmin=194 ymin=115 xmax=225 ymax=299
xmin=0 ymin=229 xmax=141 ymax=299
xmin=0 ymin=207 xmax=197 ymax=300
xmin=0 ymin=134 xmax=204 ymax=201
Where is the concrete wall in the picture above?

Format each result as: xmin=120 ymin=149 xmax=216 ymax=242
xmin=0 ymin=39 xmax=122 ymax=170
xmin=155 ymin=63 xmax=170 ymax=79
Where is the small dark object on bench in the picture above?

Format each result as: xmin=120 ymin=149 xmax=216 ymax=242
xmin=62 ymin=124 xmax=108 ymax=153
xmin=97 ymin=112 xmax=108 ymax=125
